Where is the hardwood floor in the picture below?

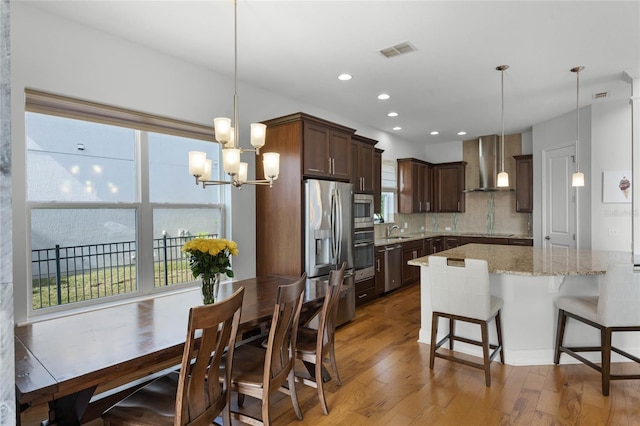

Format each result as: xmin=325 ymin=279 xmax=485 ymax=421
xmin=21 ymin=283 xmax=640 ymax=425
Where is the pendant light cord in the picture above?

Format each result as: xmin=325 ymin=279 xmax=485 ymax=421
xmin=233 ymin=0 xmax=239 ymax=149
xmin=575 ymin=68 xmax=580 ymax=171
xmin=501 ymin=67 xmax=505 ymax=173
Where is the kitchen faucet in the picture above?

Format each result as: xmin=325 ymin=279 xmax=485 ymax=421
xmin=387 ymin=224 xmax=400 ymax=238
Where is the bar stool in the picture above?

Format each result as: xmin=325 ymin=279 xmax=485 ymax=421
xmin=428 ymin=256 xmax=504 ymax=387
xmin=554 ymin=263 xmax=640 ymax=396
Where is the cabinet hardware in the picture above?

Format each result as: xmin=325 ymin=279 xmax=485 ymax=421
xmin=516 ymin=200 xmax=519 ymax=210
xmin=427 ymin=201 xmax=430 ymax=211
xmin=418 ymin=201 xmax=422 ymax=212
xmin=457 ymin=201 xmax=460 ymax=211
xmin=358 ymin=293 xmax=368 ymax=299
xmin=376 ymin=259 xmax=380 ymax=272
xmin=309 ymin=168 xmax=323 ymax=172
xmin=328 ymin=158 xmax=332 ymax=174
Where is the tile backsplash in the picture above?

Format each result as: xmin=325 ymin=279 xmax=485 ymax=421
xmin=375 ymin=191 xmax=530 ymax=238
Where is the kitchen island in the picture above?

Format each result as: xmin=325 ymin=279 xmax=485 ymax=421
xmin=409 ymin=244 xmax=636 ymax=366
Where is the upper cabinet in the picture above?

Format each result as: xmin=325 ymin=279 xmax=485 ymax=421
xmin=373 ymin=148 xmax=383 ymax=214
xmin=351 ymin=134 xmax=377 ymax=193
xmin=433 ymin=162 xmax=466 ymax=212
xmin=397 ymin=158 xmax=433 ymax=213
xmin=302 ymin=119 xmax=353 ymax=181
xmin=514 ymin=154 xmax=533 ymax=213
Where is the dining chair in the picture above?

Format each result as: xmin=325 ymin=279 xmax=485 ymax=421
xmin=225 ymin=273 xmax=306 ymax=425
xmin=554 ymin=262 xmax=640 ymax=395
xmin=295 ymin=262 xmax=346 ymax=415
xmin=428 ymin=256 xmax=504 ymax=387
xmin=102 ymin=287 xmax=245 ymax=425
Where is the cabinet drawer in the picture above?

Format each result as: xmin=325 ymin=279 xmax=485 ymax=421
xmin=355 ymin=277 xmax=375 ymax=293
xmin=355 ymin=288 xmax=377 ymax=306
xmin=509 ymin=238 xmax=533 ymax=246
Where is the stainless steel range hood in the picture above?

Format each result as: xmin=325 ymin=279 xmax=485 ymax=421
xmin=464 ymin=135 xmax=514 ymax=192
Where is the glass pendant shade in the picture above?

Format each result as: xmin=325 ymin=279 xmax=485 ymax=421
xmin=188 ymin=151 xmax=207 ymax=176
xmin=222 ymin=148 xmax=241 ymax=175
xmin=497 ymin=171 xmax=509 ymax=188
xmin=214 ymin=117 xmax=232 ymax=144
xmin=263 ymin=152 xmax=280 ymax=180
xmin=250 ymin=123 xmax=267 ymax=150
xmin=572 ymin=171 xmax=585 ymax=187
xmin=198 ymin=159 xmax=212 ymax=182
xmin=238 ymin=162 xmax=248 ymax=184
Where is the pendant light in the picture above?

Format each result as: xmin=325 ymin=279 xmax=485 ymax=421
xmin=188 ymin=0 xmax=279 ymax=188
xmin=571 ymin=66 xmax=585 ymax=187
xmin=496 ymin=65 xmax=509 ymax=188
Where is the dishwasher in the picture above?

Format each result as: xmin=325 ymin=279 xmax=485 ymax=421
xmin=384 ymin=244 xmax=403 ymax=292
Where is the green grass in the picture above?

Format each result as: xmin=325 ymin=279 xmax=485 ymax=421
xmin=32 ymin=259 xmax=194 ymax=309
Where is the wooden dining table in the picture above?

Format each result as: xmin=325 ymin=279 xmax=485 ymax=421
xmin=15 ymin=274 xmax=329 ymax=426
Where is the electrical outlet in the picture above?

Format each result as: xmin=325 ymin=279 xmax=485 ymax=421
xmin=608 ymin=228 xmax=619 ymax=236
xmin=445 ymin=226 xmax=452 ymax=231
xmin=403 ymin=222 xmax=408 ymax=228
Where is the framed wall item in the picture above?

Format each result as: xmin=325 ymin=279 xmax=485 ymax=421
xmin=602 ymin=170 xmax=631 ymax=203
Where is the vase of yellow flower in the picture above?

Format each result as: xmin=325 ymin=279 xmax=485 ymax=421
xmin=182 ymin=238 xmax=239 ymax=304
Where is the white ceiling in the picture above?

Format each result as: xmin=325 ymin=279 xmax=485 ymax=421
xmin=24 ymin=0 xmax=640 ymax=145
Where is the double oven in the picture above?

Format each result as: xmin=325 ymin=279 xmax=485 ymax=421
xmin=353 ymin=194 xmax=375 ymax=282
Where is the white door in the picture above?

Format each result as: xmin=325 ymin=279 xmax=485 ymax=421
xmin=543 ymin=145 xmax=577 ymax=250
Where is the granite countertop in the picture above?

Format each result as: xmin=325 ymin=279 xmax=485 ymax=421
xmin=407 ymin=243 xmax=633 ymax=277
xmin=375 ymin=232 xmax=532 ymax=246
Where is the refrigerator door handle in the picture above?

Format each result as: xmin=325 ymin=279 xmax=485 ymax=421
xmin=330 ymin=188 xmax=338 ymax=264
xmin=335 ymin=188 xmax=343 ymax=263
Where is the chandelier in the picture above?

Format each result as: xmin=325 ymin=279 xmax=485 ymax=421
xmin=188 ymin=0 xmax=279 ymax=188
xmin=571 ymin=66 xmax=585 ymax=187
xmin=496 ymin=65 xmax=509 ymax=188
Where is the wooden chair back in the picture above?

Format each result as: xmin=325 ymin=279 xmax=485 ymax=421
xmin=175 ymin=287 xmax=244 ymax=425
xmin=318 ymin=262 xmax=346 ymax=357
xmin=263 ymin=273 xmax=306 ymax=397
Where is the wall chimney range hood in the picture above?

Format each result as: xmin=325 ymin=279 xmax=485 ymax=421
xmin=464 ymin=135 xmax=514 ymax=192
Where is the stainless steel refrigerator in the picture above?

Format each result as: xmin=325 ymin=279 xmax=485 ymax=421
xmin=304 ymin=179 xmax=355 ymax=325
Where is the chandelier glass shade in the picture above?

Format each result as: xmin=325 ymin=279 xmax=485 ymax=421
xmin=189 ymin=0 xmax=279 ymax=189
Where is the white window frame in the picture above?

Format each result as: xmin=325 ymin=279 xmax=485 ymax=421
xmin=22 ymin=90 xmax=224 ymax=321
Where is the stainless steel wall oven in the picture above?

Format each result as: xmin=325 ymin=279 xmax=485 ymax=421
xmin=353 ymin=228 xmax=375 ymax=282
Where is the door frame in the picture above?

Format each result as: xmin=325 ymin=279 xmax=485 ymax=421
xmin=541 ymin=143 xmax=578 ymax=249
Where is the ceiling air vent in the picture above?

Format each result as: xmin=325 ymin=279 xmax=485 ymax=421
xmin=592 ymin=92 xmax=608 ymax=100
xmin=379 ymin=41 xmax=417 ymax=58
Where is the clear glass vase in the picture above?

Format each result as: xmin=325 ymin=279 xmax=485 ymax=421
xmin=201 ymin=273 xmax=220 ymax=305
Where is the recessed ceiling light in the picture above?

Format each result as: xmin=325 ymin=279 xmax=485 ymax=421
xmin=430 ymin=131 xmax=439 ymax=135
xmin=457 ymin=131 xmax=467 ymax=136
xmin=337 ymin=73 xmax=352 ymax=81
xmin=393 ymin=126 xmax=402 ymax=131
xmin=378 ymin=93 xmax=390 ymax=100
xmin=388 ymin=112 xmax=398 ymax=117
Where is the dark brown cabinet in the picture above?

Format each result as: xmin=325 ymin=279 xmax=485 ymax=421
xmin=256 ymin=112 xmax=355 ymax=277
xmin=373 ymin=148 xmax=382 ymax=214
xmin=299 ymin=118 xmax=354 ymax=181
xmin=509 ymin=238 xmax=533 ymax=246
xmin=355 ymin=277 xmax=377 ymax=306
xmin=401 ymin=240 xmax=424 ymax=286
xmin=460 ymin=236 xmax=510 ymax=245
xmin=514 ymin=155 xmax=533 ymax=213
xmin=443 ymin=236 xmax=461 ymax=250
xmin=375 ymin=246 xmax=386 ymax=295
xmin=351 ymin=134 xmax=376 ymax=193
xmin=433 ymin=162 xmax=466 ymax=212
xmin=397 ymin=158 xmax=433 ymax=213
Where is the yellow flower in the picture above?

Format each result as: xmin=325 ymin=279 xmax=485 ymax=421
xmin=182 ymin=237 xmax=238 ymax=279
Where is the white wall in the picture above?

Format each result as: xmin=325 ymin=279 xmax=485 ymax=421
xmin=532 ymin=106 xmax=592 ymax=249
xmin=590 ymin=99 xmax=633 ymax=252
xmin=11 ymin=3 xmax=424 ymax=322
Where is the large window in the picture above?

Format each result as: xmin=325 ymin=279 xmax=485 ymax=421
xmin=25 ymin=91 xmax=223 ymax=314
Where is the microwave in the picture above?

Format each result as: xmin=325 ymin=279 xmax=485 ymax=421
xmin=354 ymin=194 xmax=374 ymax=229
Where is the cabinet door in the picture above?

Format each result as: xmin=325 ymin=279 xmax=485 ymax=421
xmin=303 ymin=122 xmax=329 ymax=177
xmin=358 ymin=143 xmax=374 ymax=192
xmin=328 ymin=130 xmax=351 ymax=180
xmin=373 ymin=150 xmax=382 ymax=214
xmin=515 ymin=155 xmax=533 ymax=213
xmin=410 ymin=162 xmax=422 ymax=213
xmin=419 ymin=163 xmax=433 ymax=212
xmin=434 ymin=163 xmax=465 ymax=212
xmin=401 ymin=240 xmax=422 ymax=286
xmin=397 ymin=160 xmax=415 ymax=214
xmin=375 ymin=248 xmax=386 ymax=295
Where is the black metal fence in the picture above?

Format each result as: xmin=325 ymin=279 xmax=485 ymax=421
xmin=31 ymin=234 xmax=216 ymax=309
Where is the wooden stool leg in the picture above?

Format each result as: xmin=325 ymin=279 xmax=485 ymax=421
xmin=602 ymin=328 xmax=612 ymax=396
xmin=554 ymin=309 xmax=568 ymax=365
xmin=481 ymin=320 xmax=491 ymax=387
xmin=430 ymin=312 xmax=439 ymax=369
xmin=495 ymin=311 xmax=504 ymax=364
xmin=449 ymin=318 xmax=455 ymax=350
